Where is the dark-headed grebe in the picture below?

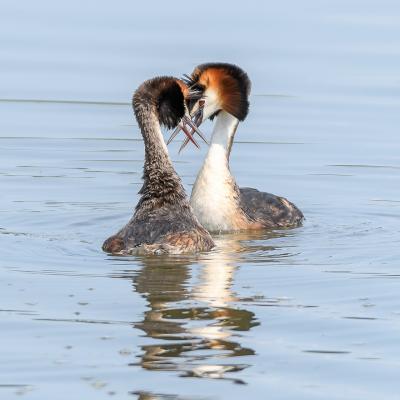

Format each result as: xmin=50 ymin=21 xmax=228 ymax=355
xmin=172 ymin=63 xmax=304 ymax=233
xmin=102 ymin=77 xmax=214 ymax=255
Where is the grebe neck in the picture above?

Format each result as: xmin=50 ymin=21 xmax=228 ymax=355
xmin=209 ymin=110 xmax=239 ymax=161
xmin=134 ymin=103 xmax=186 ymax=210
xmin=190 ymin=111 xmax=245 ymax=232
xmin=196 ymin=110 xmax=239 ymax=185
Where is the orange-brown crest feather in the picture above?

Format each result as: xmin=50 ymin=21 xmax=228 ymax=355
xmin=190 ymin=63 xmax=251 ymax=121
xmin=175 ymin=79 xmax=190 ymax=99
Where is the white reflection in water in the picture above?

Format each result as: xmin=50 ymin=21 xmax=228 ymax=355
xmin=126 ymin=233 xmax=287 ymax=384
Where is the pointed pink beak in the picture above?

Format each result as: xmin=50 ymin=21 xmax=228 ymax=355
xmin=167 ymin=100 xmax=206 ymax=153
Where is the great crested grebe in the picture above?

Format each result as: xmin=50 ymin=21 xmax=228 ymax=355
xmin=173 ymin=63 xmax=304 ymax=233
xmin=102 ymin=76 xmax=214 ymax=255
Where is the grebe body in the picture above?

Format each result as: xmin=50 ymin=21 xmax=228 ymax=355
xmin=185 ymin=63 xmax=304 ymax=233
xmin=103 ymin=77 xmax=214 ymax=254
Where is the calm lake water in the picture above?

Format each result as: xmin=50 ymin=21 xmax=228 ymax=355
xmin=1 ymin=1 xmax=400 ymax=399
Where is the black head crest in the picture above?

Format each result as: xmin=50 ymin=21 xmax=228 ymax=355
xmin=133 ymin=77 xmax=186 ymax=129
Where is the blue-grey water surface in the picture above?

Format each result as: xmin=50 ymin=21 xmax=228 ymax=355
xmin=1 ymin=1 xmax=400 ymax=399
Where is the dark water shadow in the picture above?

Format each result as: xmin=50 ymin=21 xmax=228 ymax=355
xmin=131 ymin=391 xmax=213 ymax=400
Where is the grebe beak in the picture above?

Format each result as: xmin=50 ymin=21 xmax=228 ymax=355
xmin=178 ymin=115 xmax=201 ymax=149
xmin=192 ymin=99 xmax=205 ymax=127
xmin=167 ymin=100 xmax=207 ymax=153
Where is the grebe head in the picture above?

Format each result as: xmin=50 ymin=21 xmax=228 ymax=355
xmin=133 ymin=76 xmax=203 ymax=147
xmin=185 ymin=63 xmax=251 ymax=123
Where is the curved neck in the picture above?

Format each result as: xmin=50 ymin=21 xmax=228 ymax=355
xmin=135 ymin=104 xmax=186 ymax=209
xmin=140 ymin=107 xmax=171 ymax=173
xmin=202 ymin=110 xmax=239 ymax=173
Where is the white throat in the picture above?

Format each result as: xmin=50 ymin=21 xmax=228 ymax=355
xmin=190 ymin=111 xmax=243 ymax=232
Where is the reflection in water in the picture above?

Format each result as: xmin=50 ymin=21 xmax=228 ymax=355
xmin=128 ymin=233 xmax=285 ymax=385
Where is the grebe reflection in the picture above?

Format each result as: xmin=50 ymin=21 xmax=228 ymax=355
xmin=129 ymin=235 xmax=262 ymax=384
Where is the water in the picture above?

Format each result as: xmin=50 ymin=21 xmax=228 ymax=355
xmin=1 ymin=0 xmax=400 ymax=399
